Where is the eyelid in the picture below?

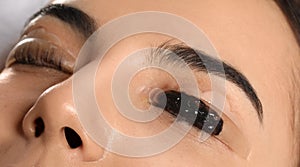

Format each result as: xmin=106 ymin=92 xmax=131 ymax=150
xmin=200 ymin=93 xmax=251 ymax=159
xmin=22 ymin=27 xmax=62 ymax=46
xmin=6 ymin=38 xmax=75 ymax=74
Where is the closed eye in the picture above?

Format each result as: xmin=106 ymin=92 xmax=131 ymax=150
xmin=6 ymin=38 xmax=75 ymax=74
xmin=150 ymin=90 xmax=223 ymax=136
xmin=150 ymin=89 xmax=251 ymax=158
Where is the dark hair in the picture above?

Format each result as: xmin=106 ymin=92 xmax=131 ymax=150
xmin=276 ymin=0 xmax=300 ymax=44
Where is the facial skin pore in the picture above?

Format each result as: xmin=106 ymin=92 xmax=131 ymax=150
xmin=0 ymin=0 xmax=299 ymax=166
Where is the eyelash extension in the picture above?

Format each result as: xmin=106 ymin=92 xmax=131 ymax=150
xmin=151 ymin=90 xmax=223 ymax=136
xmin=9 ymin=39 xmax=73 ymax=74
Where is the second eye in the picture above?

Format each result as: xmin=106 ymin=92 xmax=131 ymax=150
xmin=150 ymin=90 xmax=223 ymax=136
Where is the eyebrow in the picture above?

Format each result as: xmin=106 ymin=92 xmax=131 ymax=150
xmin=153 ymin=43 xmax=263 ymax=122
xmin=27 ymin=4 xmax=97 ymax=39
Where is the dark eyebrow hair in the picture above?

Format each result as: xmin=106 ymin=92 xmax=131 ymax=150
xmin=152 ymin=43 xmax=263 ymax=122
xmin=27 ymin=4 xmax=97 ymax=39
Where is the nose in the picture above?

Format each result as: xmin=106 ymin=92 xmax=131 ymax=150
xmin=21 ymin=80 xmax=104 ymax=162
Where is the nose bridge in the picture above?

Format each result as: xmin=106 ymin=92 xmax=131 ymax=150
xmin=22 ymin=79 xmax=104 ymax=162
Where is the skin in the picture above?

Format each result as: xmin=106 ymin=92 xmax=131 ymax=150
xmin=0 ymin=0 xmax=299 ymax=166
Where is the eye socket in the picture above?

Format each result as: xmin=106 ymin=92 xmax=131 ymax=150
xmin=6 ymin=38 xmax=74 ymax=74
xmin=150 ymin=90 xmax=223 ymax=136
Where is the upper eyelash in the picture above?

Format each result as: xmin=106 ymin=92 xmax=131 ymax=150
xmin=151 ymin=90 xmax=223 ymax=136
xmin=8 ymin=39 xmax=73 ymax=74
xmin=14 ymin=43 xmax=63 ymax=71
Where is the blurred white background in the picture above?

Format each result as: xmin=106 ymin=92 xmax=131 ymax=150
xmin=0 ymin=0 xmax=49 ymax=69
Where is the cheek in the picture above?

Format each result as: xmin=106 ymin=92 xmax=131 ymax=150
xmin=0 ymin=67 xmax=68 ymax=161
xmin=105 ymin=135 xmax=243 ymax=167
xmin=0 ymin=72 xmax=41 ymax=136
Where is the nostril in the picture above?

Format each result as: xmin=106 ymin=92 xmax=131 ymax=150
xmin=34 ymin=117 xmax=45 ymax=138
xmin=64 ymin=127 xmax=82 ymax=149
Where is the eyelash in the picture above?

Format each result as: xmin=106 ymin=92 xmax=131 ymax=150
xmin=9 ymin=41 xmax=69 ymax=73
xmin=151 ymin=90 xmax=223 ymax=136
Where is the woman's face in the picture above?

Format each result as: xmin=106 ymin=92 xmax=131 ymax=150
xmin=0 ymin=0 xmax=299 ymax=166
